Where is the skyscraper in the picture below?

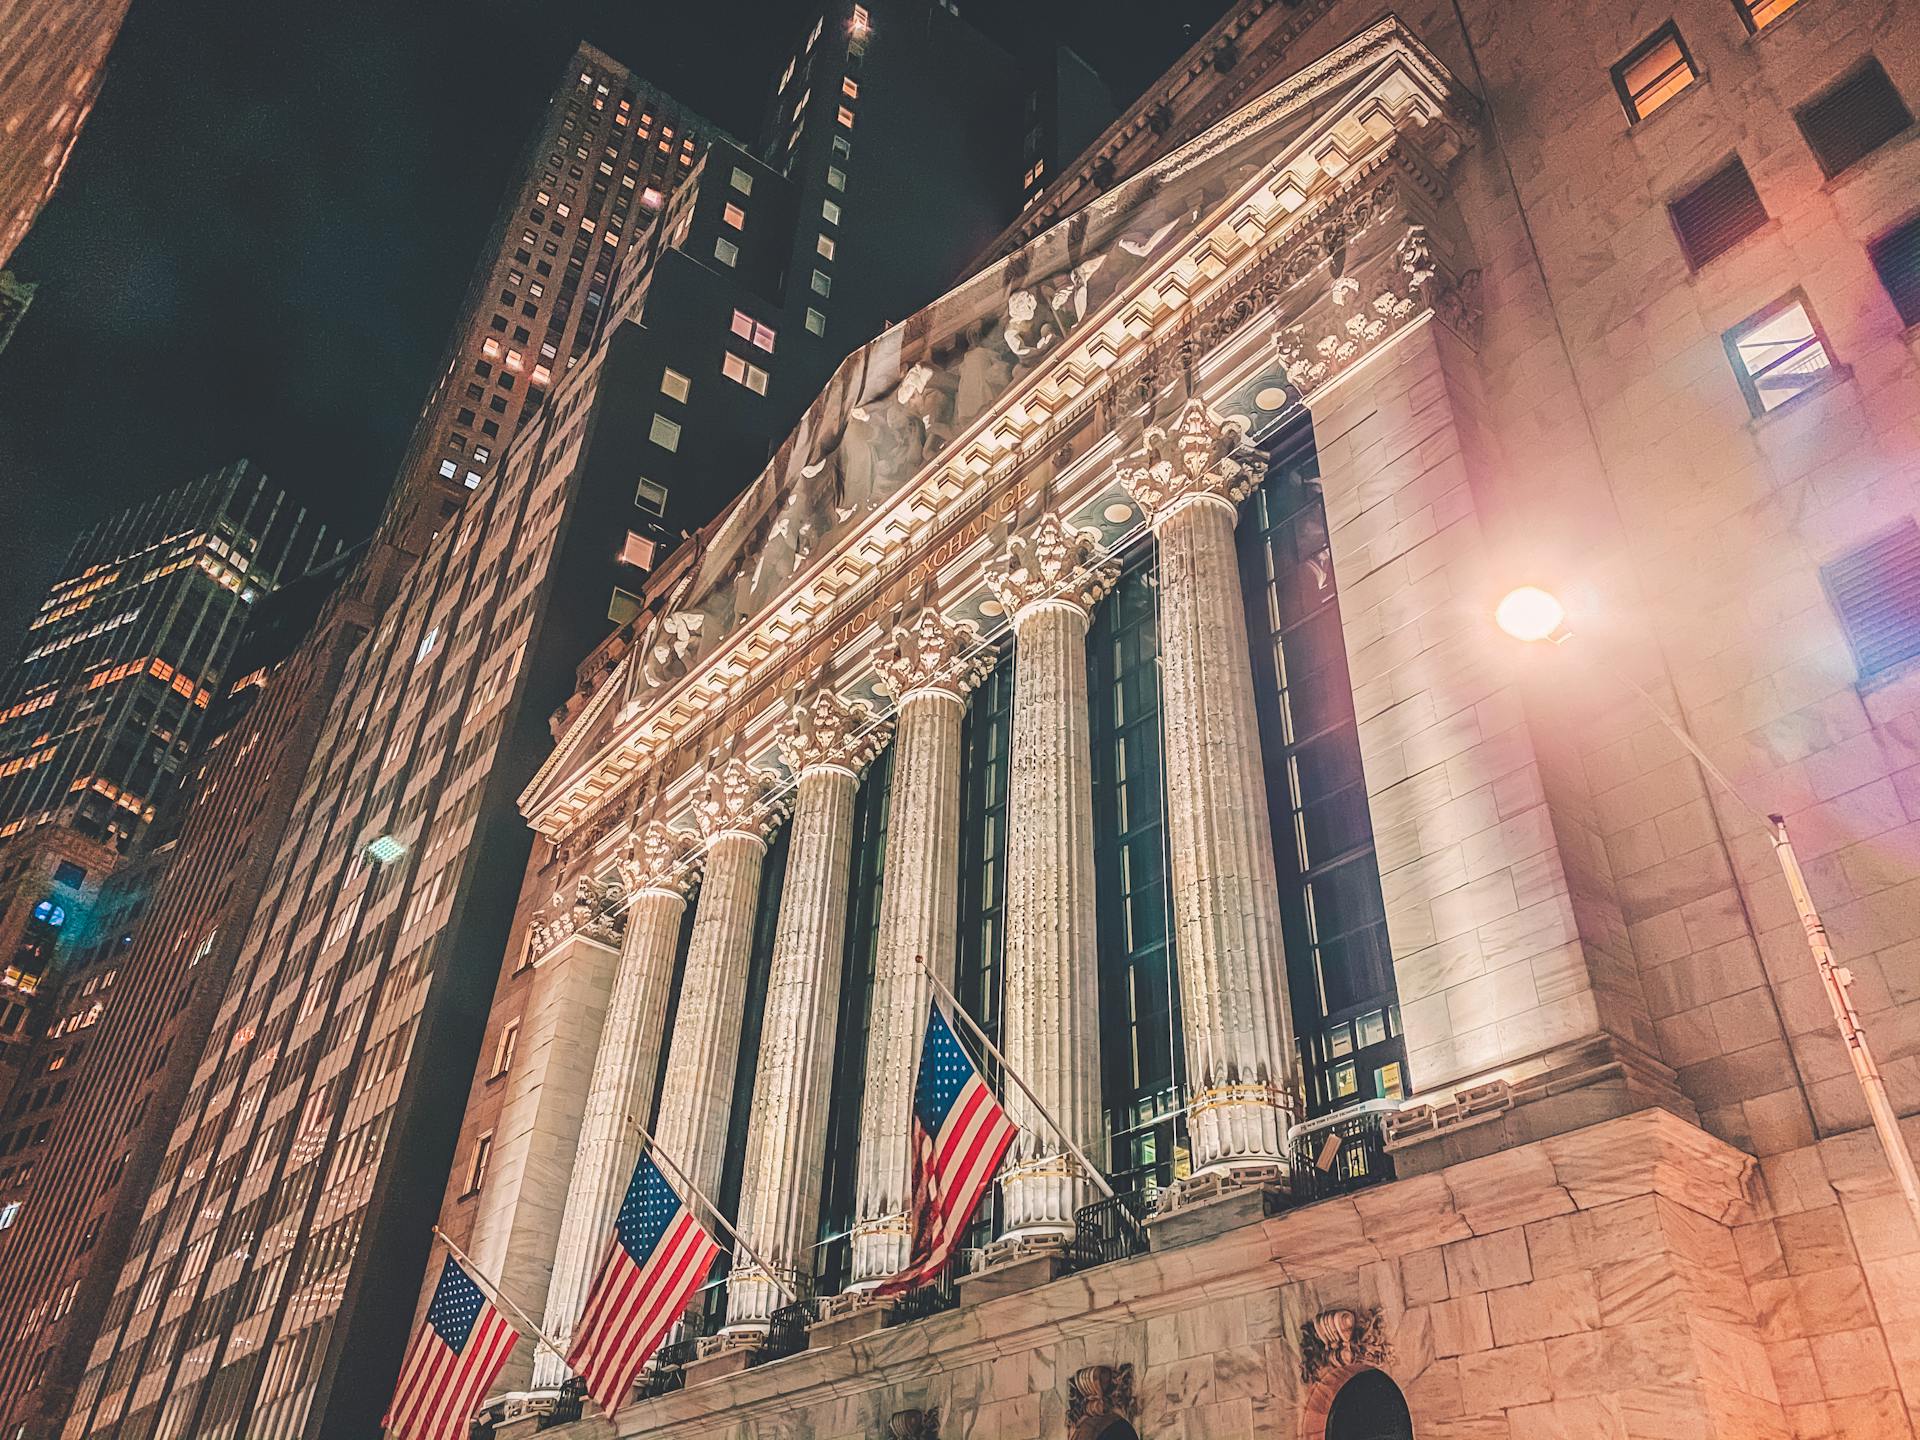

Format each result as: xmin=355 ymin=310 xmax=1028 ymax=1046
xmin=0 ymin=0 xmax=136 ymax=268
xmin=0 ymin=543 xmax=377 ymax=1440
xmin=62 ymin=13 xmax=1047 ymax=1438
xmin=0 ymin=464 xmax=332 ymax=1110
xmin=377 ymin=47 xmax=726 ymax=557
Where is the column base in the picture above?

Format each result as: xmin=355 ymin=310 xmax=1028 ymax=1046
xmin=807 ymin=1293 xmax=893 ymax=1349
xmin=955 ymin=1243 xmax=1068 ymax=1306
xmin=1147 ymin=1165 xmax=1286 ymax=1251
xmin=1383 ymin=1034 xmax=1694 ymax=1176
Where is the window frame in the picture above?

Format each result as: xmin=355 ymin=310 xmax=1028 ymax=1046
xmin=1721 ymin=288 xmax=1844 ymax=418
xmin=1611 ymin=21 xmax=1700 ymax=124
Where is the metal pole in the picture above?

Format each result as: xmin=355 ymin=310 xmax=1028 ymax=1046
xmin=623 ymin=1115 xmax=802 ymax=1306
xmin=1580 ymin=647 xmax=1920 ymax=1237
xmin=1767 ymin=817 xmax=1920 ymax=1235
xmin=431 ymin=1226 xmax=571 ymax=1362
xmin=910 ymin=953 xmax=1119 ymax=1202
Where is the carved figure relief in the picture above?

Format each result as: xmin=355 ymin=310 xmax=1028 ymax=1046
xmin=1067 ymin=1364 xmax=1142 ymax=1429
xmin=1299 ymin=1307 xmax=1391 ymax=1386
xmin=885 ymin=1409 xmax=939 ymax=1440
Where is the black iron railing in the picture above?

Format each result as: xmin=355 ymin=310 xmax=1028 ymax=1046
xmin=883 ymin=1257 xmax=961 ymax=1325
xmin=755 ymin=1297 xmax=821 ymax=1365
xmin=1288 ymin=1107 xmax=1394 ymax=1202
xmin=534 ymin=1379 xmax=586 ymax=1430
xmin=1065 ymin=1190 xmax=1152 ymax=1273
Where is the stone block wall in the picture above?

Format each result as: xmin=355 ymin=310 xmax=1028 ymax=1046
xmin=598 ymin=1110 xmax=1920 ymax=1439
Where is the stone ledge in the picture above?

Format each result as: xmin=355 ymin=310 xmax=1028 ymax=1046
xmin=611 ymin=1109 xmax=1755 ymax=1436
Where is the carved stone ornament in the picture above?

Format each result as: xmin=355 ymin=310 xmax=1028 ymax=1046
xmin=872 ymin=605 xmax=996 ymax=704
xmin=984 ymin=511 xmax=1121 ymax=622
xmin=617 ymin=818 xmax=698 ymax=898
xmin=531 ymin=871 xmax=624 ymax=957
xmin=1299 ymin=1306 xmax=1391 ymax=1386
xmin=692 ymin=752 xmax=787 ymax=844
xmin=1273 ymin=226 xmax=1441 ymax=396
xmin=1115 ymin=400 xmax=1257 ymax=526
xmin=886 ymin=1409 xmax=939 ymax=1440
xmin=778 ymin=686 xmax=892 ymax=778
xmin=1067 ymin=1364 xmax=1142 ymax=1426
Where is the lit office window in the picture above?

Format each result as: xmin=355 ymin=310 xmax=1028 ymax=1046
xmin=1723 ymin=292 xmax=1839 ymax=415
xmin=649 ymin=414 xmax=682 ymax=451
xmin=660 ymin=367 xmax=692 ymax=403
xmin=1612 ymin=23 xmax=1698 ymax=122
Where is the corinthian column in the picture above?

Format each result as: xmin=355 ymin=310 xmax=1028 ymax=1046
xmin=984 ymin=514 xmax=1118 ymax=1249
xmin=851 ymin=606 xmax=995 ymax=1286
xmin=651 ymin=753 xmax=786 ymax=1204
xmin=725 ymin=689 xmax=891 ymax=1332
xmin=534 ymin=822 xmax=696 ymax=1388
xmin=1118 ymin=400 xmax=1300 ymax=1178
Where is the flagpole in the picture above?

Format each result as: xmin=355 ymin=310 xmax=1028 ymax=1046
xmin=910 ymin=952 xmax=1119 ymax=1203
xmin=624 ymin=1115 xmax=803 ymax=1307
xmin=431 ymin=1225 xmax=571 ymax=1362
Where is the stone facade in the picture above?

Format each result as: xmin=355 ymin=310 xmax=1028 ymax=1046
xmin=419 ymin=0 xmax=1920 ymax=1436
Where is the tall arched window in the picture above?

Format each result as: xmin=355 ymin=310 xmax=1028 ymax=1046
xmin=1325 ymin=1369 xmax=1414 ymax=1440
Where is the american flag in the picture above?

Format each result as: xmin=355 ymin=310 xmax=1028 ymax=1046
xmin=384 ymin=1256 xmax=517 ymax=1440
xmin=566 ymin=1152 xmax=721 ymax=1416
xmin=874 ymin=1001 xmax=1016 ymax=1297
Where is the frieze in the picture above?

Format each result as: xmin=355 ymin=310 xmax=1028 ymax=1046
xmin=1272 ymin=225 xmax=1442 ymax=396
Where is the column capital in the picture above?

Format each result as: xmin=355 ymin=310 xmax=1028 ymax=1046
xmin=531 ymin=872 xmax=625 ymax=959
xmin=693 ymin=753 xmax=787 ymax=847
xmin=617 ymin=819 xmax=699 ymax=899
xmin=872 ymin=606 xmax=995 ymax=706
xmin=1116 ymin=400 xmax=1258 ymax=528
xmin=778 ymin=686 xmax=892 ymax=780
xmin=985 ymin=511 xmax=1121 ymax=625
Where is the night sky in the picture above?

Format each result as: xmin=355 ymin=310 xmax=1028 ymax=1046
xmin=0 ymin=0 xmax=1232 ymax=644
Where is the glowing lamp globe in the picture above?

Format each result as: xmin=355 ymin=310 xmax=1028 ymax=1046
xmin=1495 ymin=587 xmax=1567 ymax=644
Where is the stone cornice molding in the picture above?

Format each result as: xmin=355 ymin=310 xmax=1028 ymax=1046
xmin=985 ymin=511 xmax=1121 ymax=624
xmin=692 ymin=753 xmax=787 ymax=847
xmin=778 ymin=687 xmax=892 ymax=780
xmin=618 ymin=818 xmax=699 ymax=899
xmin=872 ymin=607 xmax=996 ymax=707
xmin=1117 ymin=400 xmax=1259 ymax=528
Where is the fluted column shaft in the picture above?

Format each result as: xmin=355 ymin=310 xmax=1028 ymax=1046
xmin=724 ymin=764 xmax=860 ymax=1329
xmin=652 ymin=829 xmax=769 ymax=1202
xmin=533 ymin=886 xmax=687 ymax=1387
xmin=1154 ymin=491 xmax=1299 ymax=1169
xmin=850 ymin=691 xmax=968 ymax=1284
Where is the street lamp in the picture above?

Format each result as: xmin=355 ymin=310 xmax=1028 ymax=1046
xmin=1497 ymin=587 xmax=1920 ymax=1236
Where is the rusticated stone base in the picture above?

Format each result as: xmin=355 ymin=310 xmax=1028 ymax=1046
xmin=530 ymin=1110 xmax=1920 ymax=1440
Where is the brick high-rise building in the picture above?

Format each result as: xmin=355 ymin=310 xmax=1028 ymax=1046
xmin=0 ymin=542 xmax=377 ymax=1440
xmin=377 ymin=45 xmax=726 ymax=557
xmin=0 ymin=0 xmax=136 ymax=268
xmin=59 ymin=13 xmax=1053 ymax=1439
xmin=421 ymin=2 xmax=1920 ymax=1438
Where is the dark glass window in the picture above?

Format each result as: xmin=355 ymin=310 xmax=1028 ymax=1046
xmin=814 ymin=747 xmax=891 ymax=1295
xmin=1869 ymin=213 xmax=1920 ymax=326
xmin=1239 ymin=424 xmax=1406 ymax=1115
xmin=1089 ymin=552 xmax=1187 ymax=1199
xmin=1794 ymin=58 xmax=1912 ymax=178
xmin=1669 ymin=157 xmax=1768 ymax=269
xmin=1822 ymin=517 xmax=1920 ymax=679
xmin=1723 ymin=290 xmax=1839 ymax=416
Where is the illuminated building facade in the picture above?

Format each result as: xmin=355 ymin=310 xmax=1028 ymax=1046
xmin=428 ymin=2 xmax=1920 ymax=1438
xmin=0 ymin=0 xmax=135 ymax=269
xmin=0 ymin=545 xmax=373 ymax=1440
xmin=60 ymin=12 xmax=1055 ymax=1439
xmin=0 ymin=464 xmax=331 ymax=1109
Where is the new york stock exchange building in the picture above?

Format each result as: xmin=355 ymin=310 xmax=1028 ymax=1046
xmin=424 ymin=3 xmax=1920 ymax=1438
